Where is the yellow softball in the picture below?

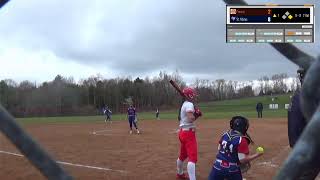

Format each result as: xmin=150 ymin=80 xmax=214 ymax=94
xmin=256 ymin=146 xmax=264 ymax=153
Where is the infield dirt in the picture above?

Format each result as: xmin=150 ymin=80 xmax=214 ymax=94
xmin=0 ymin=118 xmax=289 ymax=180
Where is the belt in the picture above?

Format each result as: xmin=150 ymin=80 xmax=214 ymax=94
xmin=216 ymin=159 xmax=238 ymax=166
xmin=180 ymin=128 xmax=196 ymax=132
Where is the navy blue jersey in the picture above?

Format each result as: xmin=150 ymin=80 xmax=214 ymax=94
xmin=288 ymin=90 xmax=306 ymax=147
xmin=103 ymin=108 xmax=111 ymax=115
xmin=127 ymin=107 xmax=136 ymax=116
xmin=106 ymin=109 xmax=112 ymax=115
xmin=216 ymin=130 xmax=248 ymax=164
xmin=256 ymin=102 xmax=263 ymax=111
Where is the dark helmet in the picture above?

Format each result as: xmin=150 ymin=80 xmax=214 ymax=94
xmin=297 ymin=68 xmax=305 ymax=83
xmin=230 ymin=116 xmax=249 ymax=135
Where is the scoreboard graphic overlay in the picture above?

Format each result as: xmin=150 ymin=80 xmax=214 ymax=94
xmin=226 ymin=5 xmax=315 ymax=43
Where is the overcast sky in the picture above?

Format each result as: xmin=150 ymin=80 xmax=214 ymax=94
xmin=0 ymin=0 xmax=318 ymax=84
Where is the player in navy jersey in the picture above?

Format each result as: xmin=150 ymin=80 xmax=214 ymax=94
xmin=208 ymin=116 xmax=263 ymax=180
xmin=127 ymin=105 xmax=140 ymax=134
xmin=103 ymin=106 xmax=112 ymax=124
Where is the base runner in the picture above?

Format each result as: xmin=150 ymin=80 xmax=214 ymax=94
xmin=176 ymin=87 xmax=202 ymax=180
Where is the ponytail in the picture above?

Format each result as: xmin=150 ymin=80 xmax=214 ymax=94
xmin=178 ymin=97 xmax=186 ymax=121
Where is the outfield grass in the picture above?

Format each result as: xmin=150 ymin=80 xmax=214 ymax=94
xmin=17 ymin=94 xmax=292 ymax=124
xmin=198 ymin=94 xmax=291 ymax=119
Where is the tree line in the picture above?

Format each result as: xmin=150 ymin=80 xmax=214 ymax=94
xmin=0 ymin=72 xmax=299 ymax=117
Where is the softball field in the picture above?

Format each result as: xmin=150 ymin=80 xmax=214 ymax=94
xmin=0 ymin=118 xmax=289 ymax=180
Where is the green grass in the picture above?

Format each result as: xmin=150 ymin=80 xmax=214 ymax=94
xmin=16 ymin=113 xmax=179 ymax=124
xmin=198 ymin=94 xmax=292 ymax=119
xmin=16 ymin=94 xmax=292 ymax=124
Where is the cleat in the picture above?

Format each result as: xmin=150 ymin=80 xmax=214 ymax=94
xmin=176 ymin=173 xmax=189 ymax=179
xmin=136 ymin=129 xmax=140 ymax=134
xmin=130 ymin=130 xmax=133 ymax=134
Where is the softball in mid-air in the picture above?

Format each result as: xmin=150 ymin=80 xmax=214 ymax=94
xmin=256 ymin=146 xmax=264 ymax=153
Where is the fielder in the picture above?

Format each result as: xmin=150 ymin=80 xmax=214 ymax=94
xmin=176 ymin=87 xmax=202 ymax=180
xmin=103 ymin=106 xmax=112 ymax=124
xmin=127 ymin=105 xmax=140 ymax=134
xmin=156 ymin=108 xmax=160 ymax=120
xmin=208 ymin=116 xmax=263 ymax=180
xmin=288 ymin=68 xmax=320 ymax=179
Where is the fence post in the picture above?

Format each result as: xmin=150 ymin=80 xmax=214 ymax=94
xmin=0 ymin=105 xmax=73 ymax=180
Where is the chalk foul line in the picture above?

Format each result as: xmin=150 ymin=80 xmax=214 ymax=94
xmin=256 ymin=161 xmax=278 ymax=168
xmin=0 ymin=150 xmax=127 ymax=174
xmin=93 ymin=129 xmax=112 ymax=133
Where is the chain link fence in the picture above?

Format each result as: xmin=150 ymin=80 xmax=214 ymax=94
xmin=224 ymin=0 xmax=320 ymax=179
xmin=0 ymin=0 xmax=70 ymax=179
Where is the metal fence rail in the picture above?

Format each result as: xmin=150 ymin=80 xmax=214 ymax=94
xmin=0 ymin=1 xmax=73 ymax=179
xmin=276 ymin=58 xmax=320 ymax=180
xmin=0 ymin=106 xmax=73 ymax=179
xmin=0 ymin=0 xmax=10 ymax=9
xmin=224 ymin=0 xmax=320 ymax=179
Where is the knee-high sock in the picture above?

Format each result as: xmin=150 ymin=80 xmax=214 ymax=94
xmin=177 ymin=158 xmax=184 ymax=175
xmin=187 ymin=161 xmax=196 ymax=180
xmin=129 ymin=120 xmax=132 ymax=129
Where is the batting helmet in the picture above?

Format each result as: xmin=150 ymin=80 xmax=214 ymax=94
xmin=297 ymin=68 xmax=306 ymax=83
xmin=230 ymin=116 xmax=249 ymax=135
xmin=182 ymin=87 xmax=197 ymax=100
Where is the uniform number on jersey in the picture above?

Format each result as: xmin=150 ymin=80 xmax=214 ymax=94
xmin=221 ymin=140 xmax=234 ymax=153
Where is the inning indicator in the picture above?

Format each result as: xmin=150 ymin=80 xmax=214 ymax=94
xmin=226 ymin=5 xmax=315 ymax=43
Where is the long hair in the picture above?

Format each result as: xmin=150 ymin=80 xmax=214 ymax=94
xmin=178 ymin=97 xmax=186 ymax=121
xmin=244 ymin=132 xmax=254 ymax=145
xmin=230 ymin=116 xmax=254 ymax=145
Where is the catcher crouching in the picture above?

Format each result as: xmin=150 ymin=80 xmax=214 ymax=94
xmin=208 ymin=116 xmax=263 ymax=180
